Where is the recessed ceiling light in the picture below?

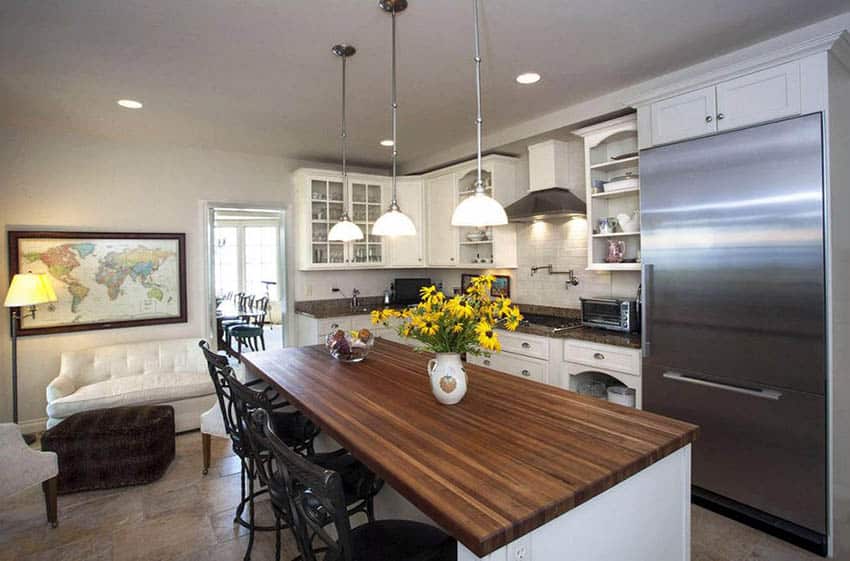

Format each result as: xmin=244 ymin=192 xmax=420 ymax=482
xmin=117 ymin=99 xmax=143 ymax=109
xmin=380 ymin=139 xmax=394 ymax=147
xmin=515 ymin=72 xmax=541 ymax=85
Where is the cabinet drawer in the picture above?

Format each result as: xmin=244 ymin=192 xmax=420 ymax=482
xmin=563 ymin=340 xmax=640 ymax=375
xmin=497 ymin=331 xmax=549 ymax=360
xmin=470 ymin=352 xmax=547 ymax=383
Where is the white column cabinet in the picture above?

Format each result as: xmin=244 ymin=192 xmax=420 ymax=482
xmin=426 ymin=172 xmax=459 ymax=267
xmin=386 ymin=177 xmax=426 ymax=267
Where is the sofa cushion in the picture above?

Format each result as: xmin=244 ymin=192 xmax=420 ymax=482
xmin=46 ymin=372 xmax=213 ymax=419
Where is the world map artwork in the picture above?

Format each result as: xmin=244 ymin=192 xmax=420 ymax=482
xmin=16 ymin=237 xmax=182 ymax=330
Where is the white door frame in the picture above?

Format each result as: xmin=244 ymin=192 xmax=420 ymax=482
xmin=203 ymin=201 xmax=290 ymax=349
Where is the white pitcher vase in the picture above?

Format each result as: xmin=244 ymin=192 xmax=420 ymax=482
xmin=427 ymin=353 xmax=468 ymax=405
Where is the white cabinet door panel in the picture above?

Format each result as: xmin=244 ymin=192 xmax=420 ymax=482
xmin=387 ymin=178 xmax=425 ymax=267
xmin=650 ymin=86 xmax=717 ymax=145
xmin=426 ymin=173 xmax=458 ymax=266
xmin=716 ymin=61 xmax=800 ymax=131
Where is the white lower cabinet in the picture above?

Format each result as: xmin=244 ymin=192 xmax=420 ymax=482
xmin=295 ymin=314 xmax=373 ymax=347
xmin=467 ymin=331 xmax=551 ymax=384
xmin=560 ymin=339 xmax=642 ymax=408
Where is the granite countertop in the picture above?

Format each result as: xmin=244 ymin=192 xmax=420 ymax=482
xmin=295 ymin=299 xmax=642 ymax=349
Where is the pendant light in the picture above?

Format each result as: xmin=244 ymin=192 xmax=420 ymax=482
xmin=372 ymin=0 xmax=417 ymax=237
xmin=328 ymin=44 xmax=365 ymax=242
xmin=451 ymin=0 xmax=508 ymax=227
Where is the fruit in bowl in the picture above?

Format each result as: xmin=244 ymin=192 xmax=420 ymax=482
xmin=326 ymin=327 xmax=375 ymax=362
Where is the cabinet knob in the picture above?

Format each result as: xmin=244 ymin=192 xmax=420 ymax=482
xmin=521 ymin=342 xmax=531 ymax=349
xmin=593 ymin=352 xmax=605 ymax=360
xmin=418 ymin=258 xmax=422 ymax=262
xmin=450 ymin=257 xmax=455 ymax=262
xmin=483 ymin=359 xmax=491 ymax=366
xmin=705 ymin=115 xmax=713 ymax=123
xmin=717 ymin=113 xmax=725 ymax=120
xmin=521 ymin=369 xmax=530 ymax=377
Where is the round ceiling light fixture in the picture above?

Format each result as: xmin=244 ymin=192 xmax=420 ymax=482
xmin=116 ymin=99 xmax=143 ymax=109
xmin=379 ymin=139 xmax=394 ymax=147
xmin=515 ymin=72 xmax=541 ymax=85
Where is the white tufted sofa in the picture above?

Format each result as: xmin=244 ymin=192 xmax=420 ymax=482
xmin=46 ymin=338 xmax=217 ymax=432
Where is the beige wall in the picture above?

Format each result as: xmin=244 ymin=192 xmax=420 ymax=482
xmin=0 ymin=126 xmax=392 ymax=426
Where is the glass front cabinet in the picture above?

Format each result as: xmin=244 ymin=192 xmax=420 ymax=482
xmin=296 ymin=170 xmax=390 ymax=270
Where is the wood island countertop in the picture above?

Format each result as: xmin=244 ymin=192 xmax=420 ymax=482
xmin=242 ymin=340 xmax=698 ymax=557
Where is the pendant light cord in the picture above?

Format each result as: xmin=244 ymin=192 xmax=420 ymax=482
xmin=341 ymin=51 xmax=349 ymax=213
xmin=390 ymin=8 xmax=399 ymax=207
xmin=473 ymin=0 xmax=484 ymax=194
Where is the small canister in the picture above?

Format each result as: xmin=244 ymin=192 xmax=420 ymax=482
xmin=607 ymin=386 xmax=636 ymax=408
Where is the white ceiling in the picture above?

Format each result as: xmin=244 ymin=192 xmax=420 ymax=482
xmin=1 ymin=0 xmax=847 ymax=169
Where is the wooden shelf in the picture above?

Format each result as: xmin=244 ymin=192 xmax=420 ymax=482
xmin=591 ymin=187 xmax=640 ymax=199
xmin=460 ymin=240 xmax=493 ymax=246
xmin=591 ymin=231 xmax=641 ymax=238
xmin=589 ymin=156 xmax=639 ymax=170
xmin=587 ymin=262 xmax=642 ymax=271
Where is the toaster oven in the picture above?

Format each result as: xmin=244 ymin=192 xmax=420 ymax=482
xmin=580 ymin=297 xmax=640 ymax=333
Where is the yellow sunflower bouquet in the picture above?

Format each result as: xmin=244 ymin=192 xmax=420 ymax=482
xmin=371 ymin=274 xmax=523 ymax=355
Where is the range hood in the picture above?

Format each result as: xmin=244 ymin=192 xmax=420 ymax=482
xmin=504 ymin=187 xmax=586 ymax=222
xmin=505 ymin=140 xmax=587 ymax=222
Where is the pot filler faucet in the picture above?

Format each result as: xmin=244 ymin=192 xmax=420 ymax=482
xmin=530 ymin=264 xmax=580 ymax=290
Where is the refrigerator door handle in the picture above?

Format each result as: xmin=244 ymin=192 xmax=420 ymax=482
xmin=641 ymin=264 xmax=652 ymax=358
xmin=662 ymin=371 xmax=783 ymax=400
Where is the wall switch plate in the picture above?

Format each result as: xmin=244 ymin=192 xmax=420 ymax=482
xmin=507 ymin=535 xmax=531 ymax=561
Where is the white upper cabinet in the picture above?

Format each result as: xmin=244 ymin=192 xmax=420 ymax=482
xmin=642 ymin=60 xmax=803 ymax=147
xmin=386 ymin=177 xmax=426 ymax=267
xmin=650 ymin=86 xmax=717 ymax=145
xmin=426 ymin=172 xmax=458 ymax=267
xmin=716 ymin=61 xmax=801 ymax=132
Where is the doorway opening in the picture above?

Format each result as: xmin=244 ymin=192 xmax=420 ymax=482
xmin=207 ymin=205 xmax=287 ymax=352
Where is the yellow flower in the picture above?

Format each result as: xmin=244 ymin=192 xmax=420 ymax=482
xmin=418 ymin=319 xmax=439 ymax=337
xmin=445 ymin=296 xmax=475 ymax=320
xmin=475 ymin=321 xmax=501 ymax=352
xmin=401 ymin=322 xmax=414 ymax=337
xmin=370 ymin=310 xmax=382 ymax=325
xmin=498 ymin=298 xmax=513 ymax=316
xmin=419 ymin=285 xmax=437 ymax=299
xmin=450 ymin=322 xmax=464 ymax=334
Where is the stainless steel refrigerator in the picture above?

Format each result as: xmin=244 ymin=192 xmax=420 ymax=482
xmin=640 ymin=113 xmax=827 ymax=554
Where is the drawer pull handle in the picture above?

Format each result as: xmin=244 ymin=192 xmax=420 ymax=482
xmin=593 ymin=352 xmax=605 ymax=360
xmin=521 ymin=342 xmax=531 ymax=349
xmin=717 ymin=113 xmax=725 ymax=120
xmin=483 ymin=359 xmax=491 ymax=366
xmin=521 ymin=369 xmax=530 ymax=377
xmin=705 ymin=115 xmax=713 ymax=123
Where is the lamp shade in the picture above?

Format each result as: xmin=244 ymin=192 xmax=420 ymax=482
xmin=451 ymin=192 xmax=508 ymax=227
xmin=372 ymin=208 xmax=417 ymax=237
xmin=4 ymin=273 xmax=57 ymax=308
xmin=328 ymin=216 xmax=364 ymax=242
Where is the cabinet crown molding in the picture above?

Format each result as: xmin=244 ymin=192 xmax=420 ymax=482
xmin=628 ymin=30 xmax=848 ymax=108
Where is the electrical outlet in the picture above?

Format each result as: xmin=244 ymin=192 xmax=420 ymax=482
xmin=305 ymin=286 xmax=312 ymax=297
xmin=507 ymin=536 xmax=531 ymax=561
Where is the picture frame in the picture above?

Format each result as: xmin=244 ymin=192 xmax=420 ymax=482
xmin=460 ymin=273 xmax=511 ymax=298
xmin=8 ymin=231 xmax=187 ymax=336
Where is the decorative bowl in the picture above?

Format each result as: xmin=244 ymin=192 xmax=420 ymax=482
xmin=465 ymin=230 xmax=488 ymax=242
xmin=325 ymin=327 xmax=375 ymax=362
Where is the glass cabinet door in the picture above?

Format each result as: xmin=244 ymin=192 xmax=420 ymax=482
xmin=350 ymin=182 xmax=384 ymax=265
xmin=310 ymin=179 xmax=346 ymax=265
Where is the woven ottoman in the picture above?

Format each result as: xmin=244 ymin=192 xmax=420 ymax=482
xmin=41 ymin=406 xmax=175 ymax=494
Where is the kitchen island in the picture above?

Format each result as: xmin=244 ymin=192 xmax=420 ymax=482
xmin=242 ymin=340 xmax=697 ymax=560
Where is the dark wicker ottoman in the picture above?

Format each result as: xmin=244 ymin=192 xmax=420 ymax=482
xmin=41 ymin=405 xmax=175 ymax=494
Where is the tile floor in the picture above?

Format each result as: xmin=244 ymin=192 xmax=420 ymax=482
xmin=0 ymin=433 xmax=825 ymax=561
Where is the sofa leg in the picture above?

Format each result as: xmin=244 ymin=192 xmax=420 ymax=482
xmin=42 ymin=476 xmax=58 ymax=528
xmin=202 ymin=433 xmax=211 ymax=475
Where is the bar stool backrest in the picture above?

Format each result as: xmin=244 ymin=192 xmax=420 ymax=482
xmin=198 ymin=340 xmax=245 ymax=458
xmin=255 ymin=409 xmax=355 ymax=561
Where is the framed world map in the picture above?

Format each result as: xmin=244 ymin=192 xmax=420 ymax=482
xmin=8 ymin=231 xmax=187 ymax=336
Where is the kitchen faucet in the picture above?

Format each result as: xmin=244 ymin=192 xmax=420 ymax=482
xmin=530 ymin=264 xmax=580 ymax=289
xmin=351 ymin=288 xmax=360 ymax=309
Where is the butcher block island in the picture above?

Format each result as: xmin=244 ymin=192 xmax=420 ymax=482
xmin=242 ymin=340 xmax=698 ymax=561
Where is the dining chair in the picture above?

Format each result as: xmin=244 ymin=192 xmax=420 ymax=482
xmin=255 ymin=408 xmax=454 ymax=561
xmin=229 ymin=296 xmax=269 ymax=355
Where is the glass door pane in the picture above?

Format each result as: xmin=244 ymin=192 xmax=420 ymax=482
xmin=214 ymin=226 xmax=239 ymax=297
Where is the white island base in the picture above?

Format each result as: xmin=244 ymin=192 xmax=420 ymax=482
xmin=374 ymin=445 xmax=692 ymax=561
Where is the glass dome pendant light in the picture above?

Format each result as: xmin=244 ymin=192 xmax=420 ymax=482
xmin=451 ymin=0 xmax=508 ymax=228
xmin=328 ymin=44 xmax=365 ymax=243
xmin=372 ymin=0 xmax=416 ymax=237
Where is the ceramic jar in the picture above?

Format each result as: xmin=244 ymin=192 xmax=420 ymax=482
xmin=427 ymin=353 xmax=468 ymax=405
